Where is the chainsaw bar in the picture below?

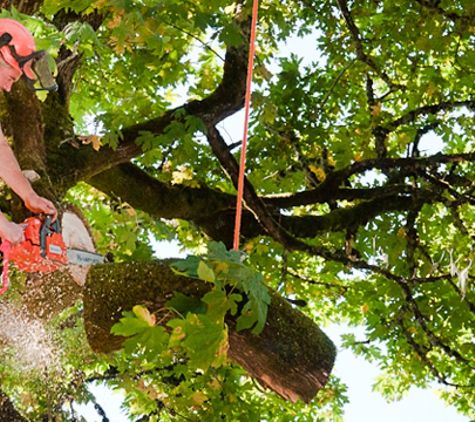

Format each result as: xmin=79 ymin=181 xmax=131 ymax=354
xmin=67 ymin=248 xmax=104 ymax=267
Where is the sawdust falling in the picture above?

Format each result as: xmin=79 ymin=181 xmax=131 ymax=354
xmin=0 ymin=302 xmax=60 ymax=372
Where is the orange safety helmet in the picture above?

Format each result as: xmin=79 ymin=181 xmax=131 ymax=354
xmin=0 ymin=18 xmax=56 ymax=90
xmin=0 ymin=18 xmax=36 ymax=79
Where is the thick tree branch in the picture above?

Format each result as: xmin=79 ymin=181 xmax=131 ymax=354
xmin=85 ymin=161 xmax=429 ymax=245
xmin=51 ymin=19 xmax=249 ymax=188
xmin=265 ymin=184 xmax=419 ymax=209
xmin=0 ymin=0 xmax=41 ymax=14
xmin=281 ymin=195 xmax=430 ymax=237
xmin=265 ymin=152 xmax=475 ymax=211
xmin=87 ymin=162 xmax=235 ymax=220
xmin=83 ymin=260 xmax=336 ymax=403
xmin=86 ymin=150 xmax=459 ymax=274
xmin=309 ymin=153 xmax=475 ymax=192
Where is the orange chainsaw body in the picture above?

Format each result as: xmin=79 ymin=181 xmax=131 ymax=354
xmin=9 ymin=216 xmax=68 ymax=273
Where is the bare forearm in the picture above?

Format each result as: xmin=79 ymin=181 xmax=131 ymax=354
xmin=0 ymin=130 xmax=57 ymax=218
xmin=0 ymin=132 xmax=36 ymax=200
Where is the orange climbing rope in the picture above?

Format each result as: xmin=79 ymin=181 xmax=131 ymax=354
xmin=233 ymin=0 xmax=259 ymax=251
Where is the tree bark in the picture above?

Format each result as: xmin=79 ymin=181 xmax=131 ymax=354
xmin=83 ymin=260 xmax=336 ymax=403
xmin=0 ymin=390 xmax=28 ymax=422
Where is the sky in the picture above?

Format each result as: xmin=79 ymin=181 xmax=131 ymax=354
xmin=76 ymin=21 xmax=470 ymax=422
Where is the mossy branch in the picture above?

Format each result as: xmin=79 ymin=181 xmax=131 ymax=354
xmin=83 ymin=260 xmax=336 ymax=403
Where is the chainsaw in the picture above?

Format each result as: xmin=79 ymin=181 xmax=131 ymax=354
xmin=0 ymin=215 xmax=104 ymax=294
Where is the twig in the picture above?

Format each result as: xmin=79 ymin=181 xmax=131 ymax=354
xmin=335 ymin=0 xmax=405 ymax=91
xmin=163 ymin=20 xmax=225 ymax=62
xmin=287 ymin=269 xmax=349 ymax=293
xmin=389 ymin=100 xmax=475 ymax=130
xmin=413 ymin=0 xmax=469 ymax=23
xmin=278 ymin=249 xmax=288 ymax=291
xmin=94 ymin=402 xmax=110 ymax=422
xmin=411 ymin=122 xmax=440 ymax=158
xmin=398 ymin=319 xmax=472 ymax=389
xmin=298 ymin=0 xmax=325 ymax=17
xmin=400 ymin=283 xmax=471 ymax=365
xmin=405 ymin=208 xmax=421 ymax=278
xmin=317 ymin=59 xmax=355 ymax=113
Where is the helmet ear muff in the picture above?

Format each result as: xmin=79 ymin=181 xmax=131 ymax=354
xmin=0 ymin=33 xmax=12 ymax=46
xmin=0 ymin=33 xmax=15 ymax=69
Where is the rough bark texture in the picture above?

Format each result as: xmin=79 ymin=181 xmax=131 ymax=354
xmin=226 ymin=293 xmax=335 ymax=403
xmin=0 ymin=390 xmax=27 ymax=422
xmin=21 ymin=270 xmax=82 ymax=320
xmin=83 ymin=260 xmax=336 ymax=403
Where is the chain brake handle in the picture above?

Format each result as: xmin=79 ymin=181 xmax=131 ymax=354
xmin=39 ymin=215 xmax=60 ymax=258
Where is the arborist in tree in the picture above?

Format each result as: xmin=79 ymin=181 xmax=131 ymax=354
xmin=0 ymin=18 xmax=57 ymax=245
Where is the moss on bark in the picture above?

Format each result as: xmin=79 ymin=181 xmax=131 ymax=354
xmin=83 ymin=260 xmax=336 ymax=403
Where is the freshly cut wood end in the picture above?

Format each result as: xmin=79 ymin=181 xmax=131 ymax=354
xmin=61 ymin=209 xmax=97 ymax=286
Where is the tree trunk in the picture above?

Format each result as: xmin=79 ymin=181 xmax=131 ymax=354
xmin=83 ymin=260 xmax=336 ymax=403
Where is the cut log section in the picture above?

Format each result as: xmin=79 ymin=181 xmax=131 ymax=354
xmin=84 ymin=260 xmax=336 ymax=403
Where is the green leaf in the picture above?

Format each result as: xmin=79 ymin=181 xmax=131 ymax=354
xmin=111 ymin=307 xmax=169 ymax=360
xmin=223 ymin=269 xmax=271 ymax=335
xmin=168 ymin=313 xmax=228 ymax=371
xmin=102 ymin=131 xmax=122 ymax=150
xmin=166 ymin=291 xmax=208 ymax=315
xmin=171 ymin=256 xmax=201 ymax=279
xmin=111 ymin=311 xmax=151 ymax=337
xmin=197 ymin=260 xmax=216 ymax=283
xmin=202 ymin=289 xmax=242 ymax=323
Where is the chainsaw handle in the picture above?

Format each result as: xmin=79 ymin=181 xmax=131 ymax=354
xmin=0 ymin=240 xmax=11 ymax=295
xmin=40 ymin=215 xmax=60 ymax=258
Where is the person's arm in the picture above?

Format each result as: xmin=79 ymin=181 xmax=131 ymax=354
xmin=0 ymin=211 xmax=23 ymax=245
xmin=0 ymin=127 xmax=57 ymax=219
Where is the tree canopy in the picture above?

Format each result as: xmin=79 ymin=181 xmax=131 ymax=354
xmin=1 ymin=0 xmax=475 ymax=420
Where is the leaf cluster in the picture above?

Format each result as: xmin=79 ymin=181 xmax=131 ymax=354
xmin=171 ymin=241 xmax=271 ymax=334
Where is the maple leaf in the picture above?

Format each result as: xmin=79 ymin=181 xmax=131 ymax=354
xmin=133 ymin=305 xmax=156 ymax=327
xmin=370 ymin=102 xmax=382 ymax=116
xmin=78 ymin=135 xmax=103 ymax=151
